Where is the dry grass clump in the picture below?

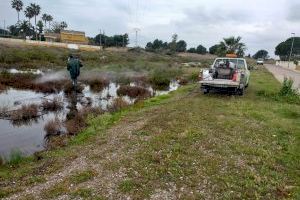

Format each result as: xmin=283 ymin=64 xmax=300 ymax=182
xmin=10 ymin=104 xmax=39 ymax=121
xmin=41 ymin=97 xmax=63 ymax=112
xmin=132 ymin=75 xmax=149 ymax=85
xmin=65 ymin=107 xmax=103 ymax=135
xmin=44 ymin=117 xmax=63 ymax=136
xmin=65 ymin=111 xmax=86 ymax=135
xmin=63 ymin=82 xmax=84 ymax=94
xmin=0 ymin=83 xmax=6 ymax=92
xmin=85 ymin=78 xmax=109 ymax=92
xmin=176 ymin=77 xmax=188 ymax=85
xmin=45 ymin=135 xmax=69 ymax=150
xmin=117 ymin=85 xmax=151 ymax=99
xmin=108 ymin=97 xmax=129 ymax=112
xmin=34 ymin=80 xmax=65 ymax=93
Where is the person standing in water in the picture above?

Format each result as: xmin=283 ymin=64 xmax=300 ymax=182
xmin=67 ymin=54 xmax=83 ymax=88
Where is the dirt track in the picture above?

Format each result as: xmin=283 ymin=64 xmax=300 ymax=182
xmin=265 ymin=64 xmax=300 ymax=90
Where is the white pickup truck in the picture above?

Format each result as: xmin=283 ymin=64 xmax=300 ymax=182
xmin=199 ymin=57 xmax=250 ymax=95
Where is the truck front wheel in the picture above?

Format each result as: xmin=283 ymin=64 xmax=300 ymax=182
xmin=237 ymin=87 xmax=244 ymax=96
xmin=203 ymin=88 xmax=209 ymax=94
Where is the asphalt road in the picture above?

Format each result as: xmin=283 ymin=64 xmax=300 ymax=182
xmin=265 ymin=64 xmax=300 ymax=91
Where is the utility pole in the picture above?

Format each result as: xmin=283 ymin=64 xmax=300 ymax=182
xmin=3 ymin=20 xmax=5 ymax=36
xmin=99 ymin=29 xmax=102 ymax=47
xmin=133 ymin=28 xmax=140 ymax=47
xmin=288 ymin=33 xmax=295 ymax=68
xmin=122 ymin=34 xmax=125 ymax=48
xmin=103 ymin=30 xmax=106 ymax=49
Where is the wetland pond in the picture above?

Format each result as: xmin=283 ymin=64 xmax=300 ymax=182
xmin=0 ymin=69 xmax=180 ymax=160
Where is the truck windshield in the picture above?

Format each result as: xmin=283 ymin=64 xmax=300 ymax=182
xmin=214 ymin=59 xmax=246 ymax=69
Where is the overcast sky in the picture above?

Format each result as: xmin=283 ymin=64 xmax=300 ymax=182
xmin=1 ymin=0 xmax=300 ymax=57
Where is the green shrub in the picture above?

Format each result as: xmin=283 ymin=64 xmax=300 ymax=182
xmin=293 ymin=60 xmax=299 ymax=66
xmin=279 ymin=78 xmax=298 ymax=97
xmin=149 ymin=68 xmax=182 ymax=90
xmin=257 ymin=78 xmax=300 ymax=104
xmin=0 ymin=156 xmax=4 ymax=166
xmin=187 ymin=71 xmax=199 ymax=82
xmin=8 ymin=150 xmax=23 ymax=165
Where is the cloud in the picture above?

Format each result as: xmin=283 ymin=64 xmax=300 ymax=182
xmin=1 ymin=0 xmax=300 ymax=57
xmin=287 ymin=3 xmax=300 ymax=22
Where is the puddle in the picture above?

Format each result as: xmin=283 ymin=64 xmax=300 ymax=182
xmin=8 ymin=68 xmax=44 ymax=75
xmin=0 ymin=73 xmax=179 ymax=160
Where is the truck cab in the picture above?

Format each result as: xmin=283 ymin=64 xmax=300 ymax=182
xmin=199 ymin=57 xmax=250 ymax=95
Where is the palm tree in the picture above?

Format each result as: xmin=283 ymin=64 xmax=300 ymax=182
xmin=24 ymin=6 xmax=34 ymax=27
xmin=219 ymin=36 xmax=246 ymax=57
xmin=29 ymin=3 xmax=41 ymax=40
xmin=11 ymin=0 xmax=23 ymax=22
xmin=46 ymin=15 xmax=53 ymax=30
xmin=42 ymin=13 xmax=48 ymax=28
xmin=60 ymin=21 xmax=68 ymax=30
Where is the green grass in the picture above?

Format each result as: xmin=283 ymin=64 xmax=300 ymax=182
xmin=71 ymin=188 xmax=97 ymax=199
xmin=41 ymin=170 xmax=96 ymax=199
xmin=109 ymin=68 xmax=299 ymax=199
xmin=69 ymin=170 xmax=96 ymax=184
xmin=118 ymin=179 xmax=140 ymax=193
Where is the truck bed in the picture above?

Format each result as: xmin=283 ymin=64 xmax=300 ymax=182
xmin=200 ymin=79 xmax=239 ymax=88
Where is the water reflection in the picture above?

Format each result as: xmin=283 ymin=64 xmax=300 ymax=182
xmin=66 ymin=90 xmax=79 ymax=120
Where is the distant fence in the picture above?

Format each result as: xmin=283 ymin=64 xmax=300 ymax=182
xmin=0 ymin=37 xmax=102 ymax=52
xmin=276 ymin=61 xmax=299 ymax=70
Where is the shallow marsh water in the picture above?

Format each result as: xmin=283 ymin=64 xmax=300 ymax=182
xmin=0 ymin=74 xmax=179 ymax=160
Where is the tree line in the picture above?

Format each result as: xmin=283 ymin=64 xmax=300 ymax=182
xmin=4 ymin=0 xmax=68 ymax=40
xmin=87 ymin=33 xmax=129 ymax=48
xmin=145 ymin=35 xmax=247 ymax=57
xmin=275 ymin=37 xmax=300 ymax=61
xmin=144 ymin=34 xmax=300 ymax=61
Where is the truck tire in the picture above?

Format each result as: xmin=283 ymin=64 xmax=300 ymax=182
xmin=203 ymin=88 xmax=209 ymax=94
xmin=237 ymin=87 xmax=244 ymax=96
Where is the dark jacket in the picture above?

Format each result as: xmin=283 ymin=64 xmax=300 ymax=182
xmin=67 ymin=58 xmax=83 ymax=79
